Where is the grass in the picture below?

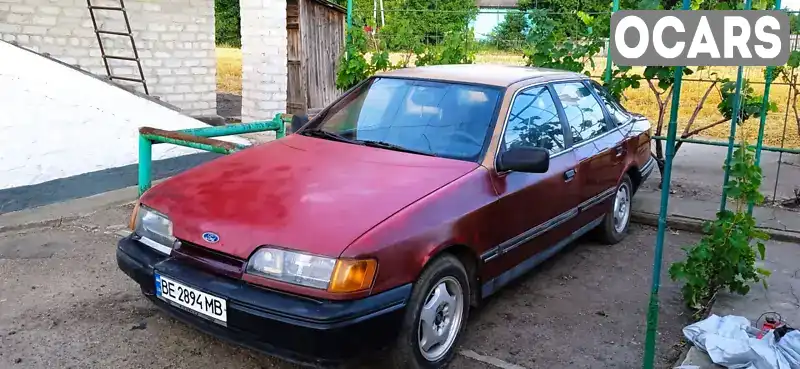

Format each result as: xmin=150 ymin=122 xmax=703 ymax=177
xmin=216 ymin=47 xmax=242 ymax=95
xmin=216 ymin=47 xmax=800 ymax=149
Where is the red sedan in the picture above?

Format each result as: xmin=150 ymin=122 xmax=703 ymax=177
xmin=117 ymin=64 xmax=654 ymax=368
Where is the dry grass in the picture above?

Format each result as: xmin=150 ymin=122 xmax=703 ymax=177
xmin=216 ymin=47 xmax=242 ymax=95
xmin=216 ymin=47 xmax=800 ymax=148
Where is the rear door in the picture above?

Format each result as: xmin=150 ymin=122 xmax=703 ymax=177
xmin=551 ymin=81 xmax=625 ymax=222
xmin=486 ymin=84 xmax=582 ymax=279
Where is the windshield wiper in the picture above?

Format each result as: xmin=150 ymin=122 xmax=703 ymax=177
xmin=358 ymin=140 xmax=437 ymax=157
xmin=299 ymin=129 xmax=358 ymax=144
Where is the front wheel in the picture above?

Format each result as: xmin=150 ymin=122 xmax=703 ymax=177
xmin=391 ymin=254 xmax=470 ymax=369
xmin=598 ymin=174 xmax=633 ymax=245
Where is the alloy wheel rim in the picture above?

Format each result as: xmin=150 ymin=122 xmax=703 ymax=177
xmin=613 ymin=183 xmax=631 ymax=233
xmin=418 ymin=276 xmax=464 ymax=362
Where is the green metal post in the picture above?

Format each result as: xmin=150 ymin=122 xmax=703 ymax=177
xmin=749 ymin=0 xmax=782 ymax=215
xmin=347 ymin=0 xmax=352 ymax=28
xmin=720 ymin=0 xmax=752 ymax=212
xmin=275 ymin=113 xmax=287 ymax=139
xmin=138 ymin=135 xmax=152 ymax=197
xmin=642 ymin=0 xmax=689 ymax=367
xmin=604 ymin=0 xmax=621 ymax=84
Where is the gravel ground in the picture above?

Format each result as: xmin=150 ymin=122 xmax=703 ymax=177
xmin=0 ymin=205 xmax=697 ymax=369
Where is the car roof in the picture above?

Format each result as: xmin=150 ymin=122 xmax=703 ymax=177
xmin=375 ymin=64 xmax=588 ymax=87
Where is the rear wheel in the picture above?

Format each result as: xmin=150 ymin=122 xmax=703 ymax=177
xmin=598 ymin=174 xmax=633 ymax=245
xmin=391 ymin=254 xmax=470 ymax=369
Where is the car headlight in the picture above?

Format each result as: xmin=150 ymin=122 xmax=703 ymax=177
xmin=130 ymin=204 xmax=175 ymax=255
xmin=246 ymin=248 xmax=377 ymax=293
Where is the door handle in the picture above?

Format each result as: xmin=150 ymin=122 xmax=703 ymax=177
xmin=564 ymin=168 xmax=576 ymax=182
xmin=615 ymin=145 xmax=625 ymax=157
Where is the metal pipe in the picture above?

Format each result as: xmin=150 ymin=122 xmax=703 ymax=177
xmin=138 ymin=135 xmax=152 ymax=197
xmin=178 ymin=120 xmax=283 ymax=138
xmin=347 ymin=0 xmax=353 ymax=29
xmin=642 ymin=0 xmax=690 ymax=367
xmin=141 ymin=134 xmax=240 ymax=155
xmin=650 ymin=136 xmax=800 ymax=154
xmin=604 ymin=0 xmax=620 ymax=84
xmin=750 ymin=0 xmax=782 ymax=214
xmin=719 ymin=0 xmax=752 ymax=212
xmin=774 ymin=72 xmax=795 ymax=204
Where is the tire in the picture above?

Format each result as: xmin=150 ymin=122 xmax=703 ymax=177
xmin=391 ymin=254 xmax=471 ymax=369
xmin=597 ymin=174 xmax=633 ymax=245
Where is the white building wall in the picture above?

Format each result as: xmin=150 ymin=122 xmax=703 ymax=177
xmin=0 ymin=0 xmax=217 ymax=116
xmin=240 ymin=0 xmax=288 ymax=128
xmin=0 ymin=41 xmax=247 ymax=191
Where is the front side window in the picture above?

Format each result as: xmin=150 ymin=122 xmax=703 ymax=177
xmin=502 ymin=86 xmax=565 ymax=155
xmin=553 ymin=82 xmax=609 ymax=145
xmin=589 ymin=81 xmax=631 ymax=126
xmin=305 ymin=77 xmax=502 ymax=161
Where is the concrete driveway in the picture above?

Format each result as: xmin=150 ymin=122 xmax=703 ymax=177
xmin=0 ymin=204 xmax=696 ymax=369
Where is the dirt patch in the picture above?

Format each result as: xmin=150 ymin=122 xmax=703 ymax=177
xmin=217 ymin=93 xmax=242 ymax=123
xmin=458 ymin=225 xmax=696 ymax=369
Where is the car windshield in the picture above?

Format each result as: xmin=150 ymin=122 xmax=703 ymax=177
xmin=304 ymin=77 xmax=502 ymax=161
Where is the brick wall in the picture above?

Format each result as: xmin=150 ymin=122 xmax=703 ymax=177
xmin=240 ymin=0 xmax=288 ymax=125
xmin=0 ymin=0 xmax=217 ymax=116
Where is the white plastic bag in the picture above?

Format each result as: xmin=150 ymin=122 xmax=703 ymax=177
xmin=682 ymin=314 xmax=799 ymax=369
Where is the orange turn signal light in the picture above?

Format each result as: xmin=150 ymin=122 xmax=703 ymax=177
xmin=128 ymin=202 xmax=141 ymax=231
xmin=328 ymin=259 xmax=378 ymax=293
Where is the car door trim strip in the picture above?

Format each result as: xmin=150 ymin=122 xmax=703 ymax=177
xmin=481 ymin=216 xmax=605 ymax=298
xmin=480 ymin=186 xmax=617 ymax=263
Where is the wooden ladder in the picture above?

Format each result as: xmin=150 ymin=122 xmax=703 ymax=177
xmin=86 ymin=0 xmax=149 ymax=95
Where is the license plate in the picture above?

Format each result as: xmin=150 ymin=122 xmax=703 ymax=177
xmin=155 ymin=273 xmax=227 ymax=324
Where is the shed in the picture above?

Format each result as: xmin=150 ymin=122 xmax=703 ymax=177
xmin=286 ymin=0 xmax=346 ymax=118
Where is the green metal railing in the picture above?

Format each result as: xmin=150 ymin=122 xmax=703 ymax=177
xmin=651 ymin=136 xmax=800 ymax=155
xmin=137 ymin=114 xmax=289 ymax=196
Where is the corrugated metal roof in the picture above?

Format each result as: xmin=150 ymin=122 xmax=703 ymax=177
xmin=475 ymin=0 xmax=519 ymax=8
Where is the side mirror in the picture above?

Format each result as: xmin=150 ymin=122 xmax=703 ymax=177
xmin=497 ymin=147 xmax=550 ymax=173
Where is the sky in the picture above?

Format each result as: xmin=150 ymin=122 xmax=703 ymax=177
xmin=784 ymin=0 xmax=800 ymax=11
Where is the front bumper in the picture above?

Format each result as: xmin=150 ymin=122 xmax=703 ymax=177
xmin=116 ymin=236 xmax=410 ymax=367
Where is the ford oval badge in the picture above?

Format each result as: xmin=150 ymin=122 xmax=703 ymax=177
xmin=202 ymin=232 xmax=220 ymax=244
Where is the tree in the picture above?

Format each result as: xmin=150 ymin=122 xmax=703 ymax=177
xmin=378 ymin=0 xmax=478 ymax=50
xmin=215 ymin=0 xmax=241 ymax=47
xmin=487 ymin=12 xmax=529 ymax=51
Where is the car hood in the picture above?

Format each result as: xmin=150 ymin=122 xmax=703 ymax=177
xmin=140 ymin=134 xmax=479 ymax=259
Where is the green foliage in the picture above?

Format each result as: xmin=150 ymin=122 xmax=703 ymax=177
xmin=215 ymin=0 xmax=241 ymax=47
xmin=518 ymin=0 xmax=612 ymax=38
xmin=336 ymin=28 xmax=387 ymax=90
xmin=603 ymin=67 xmax=641 ymax=102
xmin=377 ymin=0 xmax=477 ymax=50
xmin=669 ymin=139 xmax=771 ymax=311
xmin=336 ymin=22 xmax=476 ymax=90
xmin=522 ymin=10 xmax=603 ymax=75
xmin=717 ymin=80 xmax=778 ymax=122
xmin=487 ymin=12 xmax=530 ymax=51
xmin=416 ymin=30 xmax=476 ymax=66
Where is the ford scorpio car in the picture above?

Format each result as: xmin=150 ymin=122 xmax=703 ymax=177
xmin=117 ymin=64 xmax=655 ymax=368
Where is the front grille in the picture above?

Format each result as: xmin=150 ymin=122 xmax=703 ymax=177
xmin=173 ymin=240 xmax=246 ymax=279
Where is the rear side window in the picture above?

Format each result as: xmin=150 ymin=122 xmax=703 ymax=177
xmin=553 ymin=82 xmax=609 ymax=145
xmin=502 ymin=86 xmax=566 ymax=155
xmin=589 ymin=81 xmax=631 ymax=127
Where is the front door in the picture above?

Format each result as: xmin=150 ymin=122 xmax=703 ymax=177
xmin=551 ymin=81 xmax=623 ymax=222
xmin=484 ymin=85 xmax=581 ymax=289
